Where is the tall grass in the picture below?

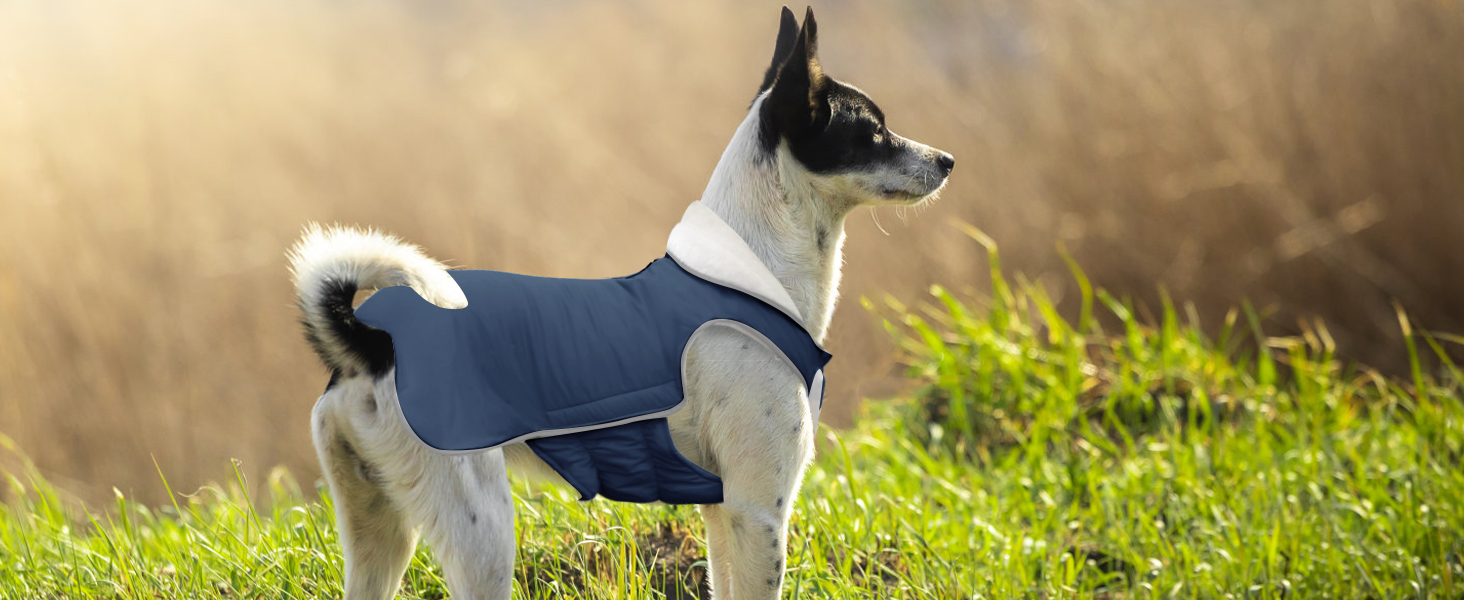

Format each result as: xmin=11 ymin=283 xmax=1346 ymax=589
xmin=874 ymin=228 xmax=1464 ymax=597
xmin=4 ymin=239 xmax=1462 ymax=599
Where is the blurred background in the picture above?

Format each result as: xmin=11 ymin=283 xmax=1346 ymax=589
xmin=0 ymin=0 xmax=1460 ymax=504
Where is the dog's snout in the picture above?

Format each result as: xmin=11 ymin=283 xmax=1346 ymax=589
xmin=934 ymin=152 xmax=955 ymax=175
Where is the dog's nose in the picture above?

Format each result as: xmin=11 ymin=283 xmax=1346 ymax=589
xmin=935 ymin=152 xmax=955 ymax=175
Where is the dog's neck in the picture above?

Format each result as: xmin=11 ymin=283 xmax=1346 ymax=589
xmin=699 ymin=98 xmax=854 ymax=343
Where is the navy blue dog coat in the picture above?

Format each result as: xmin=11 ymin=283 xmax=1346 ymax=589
xmin=353 ymin=202 xmax=831 ymax=505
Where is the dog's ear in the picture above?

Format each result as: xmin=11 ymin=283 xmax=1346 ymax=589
xmin=757 ymin=7 xmax=800 ymax=96
xmin=760 ymin=7 xmax=829 ymax=147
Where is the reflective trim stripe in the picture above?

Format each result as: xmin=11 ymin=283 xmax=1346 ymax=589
xmin=808 ymin=369 xmax=824 ymax=427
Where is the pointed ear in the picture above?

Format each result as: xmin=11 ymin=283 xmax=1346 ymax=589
xmin=799 ymin=6 xmax=820 ymax=69
xmin=762 ymin=6 xmax=828 ymax=138
xmin=757 ymin=7 xmax=800 ymax=95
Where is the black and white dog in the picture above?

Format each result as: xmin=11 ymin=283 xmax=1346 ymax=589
xmin=288 ymin=7 xmax=952 ymax=599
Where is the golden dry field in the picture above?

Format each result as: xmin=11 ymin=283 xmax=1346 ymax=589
xmin=0 ymin=0 xmax=1461 ymax=504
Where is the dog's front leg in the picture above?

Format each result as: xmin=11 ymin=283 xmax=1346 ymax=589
xmin=699 ymin=377 xmax=815 ymax=598
xmin=713 ymin=445 xmax=808 ymax=600
xmin=698 ymin=504 xmax=736 ymax=597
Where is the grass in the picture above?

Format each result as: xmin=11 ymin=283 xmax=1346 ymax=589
xmin=3 ymin=239 xmax=1463 ymax=599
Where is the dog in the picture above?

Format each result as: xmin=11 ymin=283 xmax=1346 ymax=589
xmin=288 ymin=7 xmax=952 ymax=599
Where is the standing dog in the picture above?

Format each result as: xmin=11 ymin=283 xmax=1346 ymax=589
xmin=288 ymin=7 xmax=952 ymax=599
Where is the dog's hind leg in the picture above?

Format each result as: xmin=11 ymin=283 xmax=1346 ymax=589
xmin=312 ymin=396 xmax=418 ymax=600
xmin=346 ymin=376 xmax=516 ymax=600
xmin=408 ymin=450 xmax=516 ymax=600
xmin=321 ymin=377 xmax=516 ymax=599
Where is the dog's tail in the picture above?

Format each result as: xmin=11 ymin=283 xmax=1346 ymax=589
xmin=287 ymin=224 xmax=466 ymax=377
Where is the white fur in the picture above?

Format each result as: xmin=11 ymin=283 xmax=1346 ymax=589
xmin=287 ymin=224 xmax=466 ymax=375
xmin=293 ymin=92 xmax=945 ymax=600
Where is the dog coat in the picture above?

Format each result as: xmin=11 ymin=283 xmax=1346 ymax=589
xmin=353 ymin=202 xmax=831 ymax=505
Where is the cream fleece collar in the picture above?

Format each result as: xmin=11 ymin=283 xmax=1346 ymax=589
xmin=665 ymin=201 xmax=810 ymax=333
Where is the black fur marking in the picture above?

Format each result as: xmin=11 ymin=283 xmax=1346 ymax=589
xmin=469 ymin=512 xmax=478 ymax=524
xmin=759 ymin=8 xmax=822 ymax=155
xmin=776 ymin=496 xmax=785 ymax=508
xmin=323 ymin=369 xmax=342 ymax=394
xmin=362 ymin=392 xmax=377 ymax=414
xmin=769 ymin=79 xmax=904 ymax=174
xmin=816 ymin=227 xmax=829 ymax=251
xmin=336 ymin=436 xmax=382 ymax=487
xmin=767 ymin=578 xmax=777 ymax=587
xmin=755 ymin=7 xmax=800 ymax=100
xmin=757 ymin=8 xmax=917 ymax=176
xmin=303 ymin=277 xmax=396 ymax=377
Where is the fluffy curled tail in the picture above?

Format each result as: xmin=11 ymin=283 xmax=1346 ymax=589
xmin=286 ymin=224 xmax=466 ymax=377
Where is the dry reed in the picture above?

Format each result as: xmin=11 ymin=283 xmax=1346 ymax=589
xmin=0 ymin=0 xmax=1459 ymax=502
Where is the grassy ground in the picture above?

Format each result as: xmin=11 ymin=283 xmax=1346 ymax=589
xmin=3 ymin=242 xmax=1462 ymax=599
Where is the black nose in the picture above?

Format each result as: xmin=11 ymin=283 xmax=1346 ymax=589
xmin=935 ymin=152 xmax=955 ymax=175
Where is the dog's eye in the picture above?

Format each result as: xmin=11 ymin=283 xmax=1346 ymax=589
xmin=864 ymin=124 xmax=884 ymax=145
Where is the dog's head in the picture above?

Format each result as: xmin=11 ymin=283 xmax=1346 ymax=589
xmin=755 ymin=7 xmax=953 ymax=207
